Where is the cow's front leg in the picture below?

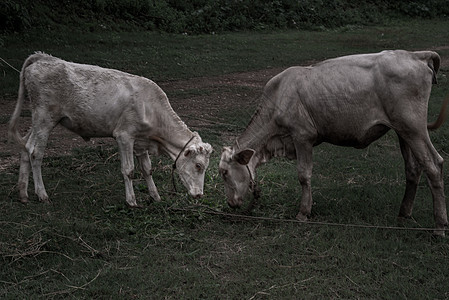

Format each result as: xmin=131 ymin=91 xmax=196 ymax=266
xmin=115 ymin=133 xmax=138 ymax=207
xmin=135 ymin=149 xmax=161 ymax=202
xmin=397 ymin=135 xmax=423 ymax=220
xmin=294 ymin=142 xmax=314 ymax=221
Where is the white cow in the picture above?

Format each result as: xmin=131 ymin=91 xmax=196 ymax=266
xmin=219 ymin=50 xmax=448 ymax=234
xmin=9 ymin=52 xmax=212 ymax=206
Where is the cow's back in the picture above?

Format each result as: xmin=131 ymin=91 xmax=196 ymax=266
xmin=22 ymin=53 xmax=166 ymax=139
xmin=266 ymin=50 xmax=438 ymax=147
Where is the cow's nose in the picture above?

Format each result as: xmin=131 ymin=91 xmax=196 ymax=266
xmin=228 ymin=198 xmax=242 ymax=209
xmin=228 ymin=202 xmax=239 ymax=209
xmin=193 ymin=193 xmax=203 ymax=199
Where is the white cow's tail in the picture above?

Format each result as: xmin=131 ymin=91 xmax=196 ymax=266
xmin=8 ymin=52 xmax=48 ymax=147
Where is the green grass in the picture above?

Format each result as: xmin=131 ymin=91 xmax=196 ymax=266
xmin=2 ymin=20 xmax=449 ymax=298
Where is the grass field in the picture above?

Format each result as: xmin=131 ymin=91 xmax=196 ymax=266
xmin=1 ymin=20 xmax=449 ymax=298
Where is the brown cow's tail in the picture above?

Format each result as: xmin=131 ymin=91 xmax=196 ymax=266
xmin=416 ymin=50 xmax=447 ymax=131
xmin=415 ymin=50 xmax=440 ymax=84
xmin=428 ymin=94 xmax=449 ymax=131
xmin=428 ymin=51 xmax=440 ymax=84
xmin=8 ymin=52 xmax=48 ymax=147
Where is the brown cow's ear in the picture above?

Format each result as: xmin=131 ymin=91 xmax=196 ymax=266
xmin=234 ymin=149 xmax=255 ymax=165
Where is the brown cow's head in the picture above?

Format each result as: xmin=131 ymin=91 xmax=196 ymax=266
xmin=219 ymin=147 xmax=255 ymax=208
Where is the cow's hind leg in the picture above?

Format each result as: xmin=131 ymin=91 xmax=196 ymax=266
xmin=26 ymin=122 xmax=54 ymax=203
xmin=135 ymin=149 xmax=161 ymax=202
xmin=115 ymin=133 xmax=138 ymax=207
xmin=17 ymin=132 xmax=32 ymax=203
xmin=397 ymin=135 xmax=423 ymax=220
xmin=399 ymin=132 xmax=447 ymax=235
xmin=294 ymin=141 xmax=314 ymax=221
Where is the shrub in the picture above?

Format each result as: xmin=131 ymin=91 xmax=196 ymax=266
xmin=1 ymin=0 xmax=448 ymax=33
xmin=0 ymin=0 xmax=31 ymax=32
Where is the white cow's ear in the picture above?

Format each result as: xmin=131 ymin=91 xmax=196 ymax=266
xmin=234 ymin=149 xmax=255 ymax=165
xmin=208 ymin=144 xmax=214 ymax=154
xmin=184 ymin=149 xmax=192 ymax=157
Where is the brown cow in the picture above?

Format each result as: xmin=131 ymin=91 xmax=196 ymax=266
xmin=219 ymin=50 xmax=448 ymax=235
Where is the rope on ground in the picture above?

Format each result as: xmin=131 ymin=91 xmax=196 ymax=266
xmin=169 ymin=205 xmax=449 ymax=233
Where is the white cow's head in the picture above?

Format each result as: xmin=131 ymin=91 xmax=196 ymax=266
xmin=175 ymin=136 xmax=213 ymax=198
xmin=219 ymin=146 xmax=256 ymax=208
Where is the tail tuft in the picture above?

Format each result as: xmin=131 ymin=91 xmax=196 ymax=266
xmin=428 ymin=94 xmax=449 ymax=131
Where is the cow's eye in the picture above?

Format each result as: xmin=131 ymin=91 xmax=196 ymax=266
xmin=220 ymin=169 xmax=228 ymax=178
xmin=195 ymin=163 xmax=203 ymax=171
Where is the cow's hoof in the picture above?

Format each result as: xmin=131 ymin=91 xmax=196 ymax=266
xmin=40 ymin=198 xmax=51 ymax=204
xmin=151 ymin=196 xmax=162 ymax=203
xmin=296 ymin=213 xmax=308 ymax=222
xmin=397 ymin=215 xmax=414 ymax=226
xmin=128 ymin=203 xmax=143 ymax=209
xmin=433 ymin=230 xmax=445 ymax=237
xmin=433 ymin=226 xmax=446 ymax=237
xmin=19 ymin=197 xmax=28 ymax=204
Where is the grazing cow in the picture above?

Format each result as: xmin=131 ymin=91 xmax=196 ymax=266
xmin=219 ymin=50 xmax=448 ymax=234
xmin=9 ymin=52 xmax=212 ymax=206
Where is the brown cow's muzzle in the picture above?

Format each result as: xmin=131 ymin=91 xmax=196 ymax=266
xmin=228 ymin=197 xmax=243 ymax=209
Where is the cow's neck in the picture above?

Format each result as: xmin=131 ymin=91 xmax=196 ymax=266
xmin=155 ymin=131 xmax=195 ymax=161
xmin=149 ymin=102 xmax=195 ymax=161
xmin=234 ymin=97 xmax=279 ymax=167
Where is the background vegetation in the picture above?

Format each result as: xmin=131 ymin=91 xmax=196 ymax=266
xmin=1 ymin=0 xmax=449 ymax=33
xmin=1 ymin=2 xmax=449 ymax=299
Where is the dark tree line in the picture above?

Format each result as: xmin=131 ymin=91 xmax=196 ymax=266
xmin=2 ymin=0 xmax=448 ymax=33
